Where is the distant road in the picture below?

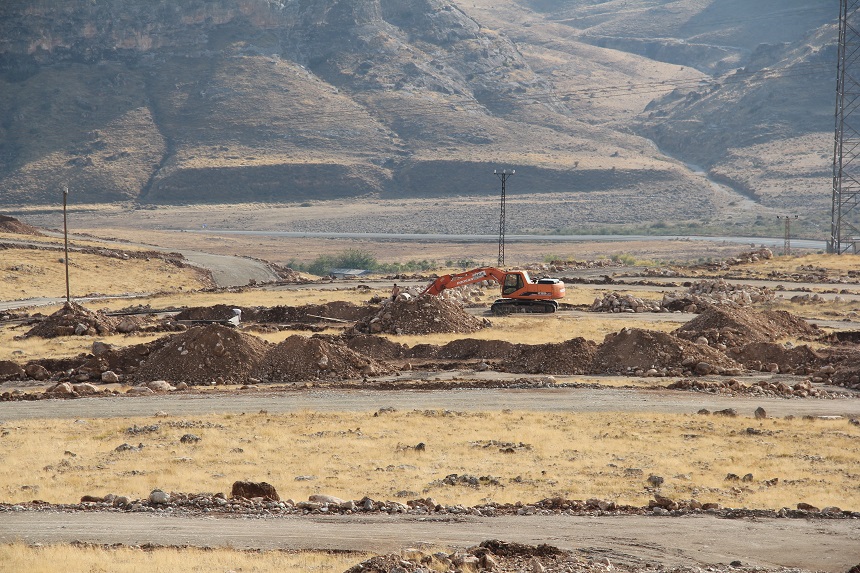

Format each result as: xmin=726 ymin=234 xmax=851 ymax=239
xmin=176 ymin=229 xmax=827 ymax=250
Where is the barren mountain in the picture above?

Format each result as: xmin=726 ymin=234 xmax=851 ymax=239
xmin=0 ymin=0 xmax=842 ymax=234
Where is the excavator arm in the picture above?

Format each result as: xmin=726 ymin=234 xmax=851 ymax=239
xmin=422 ymin=267 xmax=507 ymax=296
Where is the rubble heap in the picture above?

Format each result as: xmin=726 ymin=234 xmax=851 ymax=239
xmin=674 ymin=306 xmax=819 ymax=348
xmin=592 ymin=280 xmax=775 ymax=314
xmin=591 ymin=292 xmax=662 ymax=313
xmin=726 ymin=342 xmax=824 ymax=375
xmin=667 ymin=378 xmax=852 ymax=398
xmin=351 ymin=295 xmax=489 ymax=335
xmin=591 ymin=328 xmax=741 ymax=376
xmin=133 ymin=325 xmax=270 ymax=385
xmin=25 ymin=302 xmax=120 ymax=338
xmin=254 ymin=335 xmax=392 ymax=382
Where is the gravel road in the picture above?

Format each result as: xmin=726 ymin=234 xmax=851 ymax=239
xmin=0 ymin=512 xmax=856 ymax=571
xmin=1 ymin=385 xmax=858 ymax=421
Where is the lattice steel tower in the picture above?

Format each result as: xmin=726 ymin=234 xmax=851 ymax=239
xmin=831 ymin=0 xmax=860 ymax=253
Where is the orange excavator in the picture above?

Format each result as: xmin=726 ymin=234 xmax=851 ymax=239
xmin=422 ymin=267 xmax=565 ymax=315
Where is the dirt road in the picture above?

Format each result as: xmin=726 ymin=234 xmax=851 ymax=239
xmin=0 ymin=512 xmax=856 ymax=571
xmin=1 ymin=385 xmax=858 ymax=421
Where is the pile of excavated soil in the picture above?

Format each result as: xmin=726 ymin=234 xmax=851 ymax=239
xmin=351 ymin=295 xmax=488 ymax=335
xmin=174 ymin=304 xmax=242 ymax=321
xmin=174 ymin=302 xmax=375 ymax=324
xmin=403 ymin=337 xmax=595 ymax=375
xmin=254 ymin=335 xmax=392 ymax=382
xmin=344 ymin=334 xmax=409 ymax=359
xmin=591 ymin=328 xmax=740 ymax=375
xmin=78 ymin=338 xmax=171 ymax=380
xmin=674 ymin=306 xmax=819 ymax=348
xmin=345 ymin=540 xmax=575 ymax=573
xmin=25 ymin=302 xmax=120 ymax=338
xmin=133 ymin=325 xmax=270 ymax=385
xmin=502 ymin=338 xmax=597 ymax=375
xmin=727 ymin=342 xmax=824 ymax=374
xmin=0 ymin=215 xmax=44 ymax=236
xmin=409 ymin=338 xmax=516 ymax=360
xmin=252 ymin=301 xmax=376 ymax=323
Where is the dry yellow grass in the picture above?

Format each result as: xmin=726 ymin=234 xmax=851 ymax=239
xmin=0 ymin=543 xmax=369 ymax=573
xmin=0 ymin=247 xmax=208 ymax=302
xmin=1 ymin=411 xmax=857 ymax=510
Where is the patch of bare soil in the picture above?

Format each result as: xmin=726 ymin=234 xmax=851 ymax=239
xmin=25 ymin=302 xmax=120 ymax=338
xmin=409 ymin=338 xmax=516 ymax=360
xmin=0 ymin=215 xmax=44 ymax=236
xmin=351 ymin=295 xmax=489 ymax=335
xmin=254 ymin=334 xmax=392 ymax=382
xmin=674 ymin=306 xmax=819 ymax=348
xmin=133 ymin=325 xmax=270 ymax=385
xmin=591 ymin=328 xmax=740 ymax=375
xmin=727 ymin=342 xmax=824 ymax=374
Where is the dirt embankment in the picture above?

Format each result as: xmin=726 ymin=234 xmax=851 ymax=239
xmin=0 ymin=215 xmax=44 ymax=236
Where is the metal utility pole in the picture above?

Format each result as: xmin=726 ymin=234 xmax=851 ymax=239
xmin=831 ymin=0 xmax=860 ymax=254
xmin=777 ymin=215 xmax=798 ymax=256
xmin=63 ymin=186 xmax=70 ymax=303
xmin=495 ymin=169 xmax=514 ymax=266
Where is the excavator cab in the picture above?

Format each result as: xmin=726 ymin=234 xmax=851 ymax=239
xmin=502 ymin=272 xmax=524 ymax=296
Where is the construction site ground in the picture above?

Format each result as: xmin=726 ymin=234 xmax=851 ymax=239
xmin=2 ymin=223 xmax=860 ymax=573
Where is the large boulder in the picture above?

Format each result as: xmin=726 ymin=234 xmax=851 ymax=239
xmin=231 ymin=480 xmax=279 ymax=501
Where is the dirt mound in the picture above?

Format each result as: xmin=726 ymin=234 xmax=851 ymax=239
xmin=592 ymin=328 xmax=740 ymax=375
xmin=727 ymin=342 xmax=824 ymax=374
xmin=409 ymin=338 xmax=516 ymax=360
xmin=404 ymin=337 xmax=595 ymax=375
xmin=174 ymin=304 xmax=242 ymax=321
xmin=503 ymin=338 xmax=597 ymax=375
xmin=25 ymin=302 xmax=120 ymax=338
xmin=344 ymin=334 xmax=408 ymax=359
xmin=133 ymin=325 xmax=269 ymax=385
xmin=352 ymin=295 xmax=488 ymax=335
xmin=674 ymin=306 xmax=819 ymax=348
xmin=0 ymin=215 xmax=44 ymax=236
xmin=254 ymin=335 xmax=392 ymax=382
xmin=253 ymin=301 xmax=376 ymax=323
xmin=174 ymin=302 xmax=375 ymax=325
xmin=344 ymin=540 xmax=574 ymax=573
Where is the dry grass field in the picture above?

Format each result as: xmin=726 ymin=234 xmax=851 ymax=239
xmin=0 ymin=245 xmax=209 ymax=301
xmin=1 ymin=410 xmax=857 ymax=511
xmin=0 ymin=543 xmax=369 ymax=573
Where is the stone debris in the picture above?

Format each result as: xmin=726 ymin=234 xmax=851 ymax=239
xmin=351 ymin=294 xmax=489 ymax=335
xmin=592 ymin=280 xmax=775 ymax=314
xmin=666 ymin=378 xmax=852 ymax=398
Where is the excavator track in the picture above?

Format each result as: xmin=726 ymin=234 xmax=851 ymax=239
xmin=490 ymin=299 xmax=558 ymax=315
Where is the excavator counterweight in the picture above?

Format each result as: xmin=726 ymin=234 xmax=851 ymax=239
xmin=422 ymin=267 xmax=565 ymax=315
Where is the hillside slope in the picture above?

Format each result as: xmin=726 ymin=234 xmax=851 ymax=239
xmin=0 ymin=0 xmax=842 ymax=234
